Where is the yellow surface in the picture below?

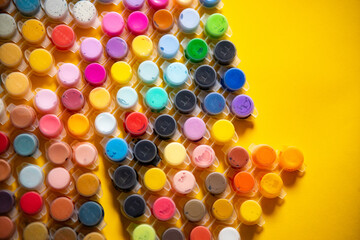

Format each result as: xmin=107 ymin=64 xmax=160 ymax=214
xmin=0 ymin=43 xmax=23 ymax=68
xmin=163 ymin=142 xmax=187 ymax=166
xmin=259 ymin=173 xmax=283 ymax=199
xmin=4 ymin=72 xmax=30 ymax=98
xmin=143 ymin=167 xmax=167 ymax=191
xmin=89 ymin=87 xmax=111 ymax=110
xmin=21 ymin=19 xmax=45 ymax=44
xmin=210 ymin=119 xmax=235 ymax=144
xmin=132 ymin=35 xmax=153 ymax=59
xmin=76 ymin=173 xmax=100 ymax=197
xmin=28 ymin=49 xmax=53 ymax=74
xmin=212 ymin=198 xmax=234 ymax=221
xmin=67 ymin=113 xmax=90 ymax=137
xmin=110 ymin=61 xmax=133 ymax=84
xmin=239 ymin=200 xmax=262 ymax=225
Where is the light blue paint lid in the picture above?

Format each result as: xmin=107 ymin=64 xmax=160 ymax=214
xmin=19 ymin=165 xmax=43 ymax=189
xmin=164 ymin=62 xmax=188 ymax=87
xmin=13 ymin=133 xmax=38 ymax=157
xmin=138 ymin=61 xmax=159 ymax=84
xmin=116 ymin=86 xmax=138 ymax=109
xmin=145 ymin=87 xmax=168 ymax=112
xmin=158 ymin=34 xmax=179 ymax=59
xmin=105 ymin=138 xmax=128 ymax=162
xmin=179 ymin=8 xmax=200 ymax=33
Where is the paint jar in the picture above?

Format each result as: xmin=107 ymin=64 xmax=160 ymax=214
xmin=0 ymin=14 xmax=21 ymax=42
xmin=220 ymin=68 xmax=247 ymax=92
xmin=0 ymin=43 xmax=27 ymax=71
xmin=153 ymin=9 xmax=174 ymax=33
xmin=199 ymin=92 xmax=229 ymax=116
xmin=103 ymin=138 xmax=130 ymax=163
xmin=39 ymin=114 xmax=65 ymax=139
xmin=2 ymin=72 xmax=33 ymax=100
xmin=89 ymin=87 xmax=114 ymax=112
xmin=123 ymin=0 xmax=145 ymax=10
xmin=259 ymin=172 xmax=286 ymax=199
xmin=18 ymin=19 xmax=50 ymax=47
xmin=148 ymin=196 xmax=180 ymax=223
xmin=0 ymin=99 xmax=8 ymax=125
xmin=17 ymin=163 xmax=45 ymax=192
xmin=163 ymin=62 xmax=189 ymax=88
xmin=47 ymin=195 xmax=77 ymax=223
xmin=80 ymin=37 xmax=104 ymax=63
xmin=110 ymin=61 xmax=134 ymax=85
xmin=34 ymin=89 xmax=59 ymax=114
xmin=213 ymin=40 xmax=237 ymax=65
xmin=139 ymin=166 xmax=171 ymax=194
xmin=57 ymin=63 xmax=82 ymax=88
xmin=69 ymin=0 xmax=100 ymax=29
xmin=106 ymin=37 xmax=129 ymax=60
xmin=162 ymin=227 xmax=185 ymax=240
xmin=193 ymin=65 xmax=218 ymax=91
xmin=178 ymin=8 xmax=200 ymax=34
xmin=0 ymin=159 xmax=15 ymax=186
xmin=0 ymin=131 xmax=11 ymax=157
xmin=110 ymin=165 xmax=141 ymax=192
xmin=127 ymin=11 xmax=149 ymax=35
xmin=23 ymin=222 xmax=49 ymax=240
xmin=226 ymin=146 xmax=252 ymax=170
xmin=169 ymin=169 xmax=199 ymax=196
xmin=204 ymin=13 xmax=229 ymax=39
xmin=25 ymin=48 xmax=56 ymax=77
xmin=209 ymin=119 xmax=237 ymax=145
xmin=148 ymin=0 xmax=168 ymax=9
xmin=132 ymin=139 xmax=161 ymax=166
xmin=61 ymin=88 xmax=86 ymax=112
xmin=279 ymin=146 xmax=305 ymax=172
xmin=13 ymin=133 xmax=41 ymax=158
xmin=101 ymin=12 xmax=125 ymax=37
xmin=171 ymin=89 xmax=198 ymax=115
xmin=43 ymin=0 xmax=73 ymax=23
xmin=0 ymin=216 xmax=17 ymax=240
xmin=77 ymin=201 xmax=105 ymax=228
xmin=158 ymin=141 xmax=190 ymax=168
xmin=132 ymin=35 xmax=154 ymax=60
xmin=82 ymin=232 xmax=106 ymax=240
xmin=183 ymin=199 xmax=209 ymax=224
xmin=184 ymin=38 xmax=209 ymax=63
xmin=72 ymin=142 xmax=99 ymax=169
xmin=250 ymin=144 xmax=278 ymax=170
xmin=118 ymin=193 xmax=151 ymax=221
xmin=0 ymin=190 xmax=15 ymax=215
xmin=67 ymin=113 xmax=94 ymax=139
xmin=19 ymin=191 xmax=47 ymax=219
xmin=74 ymin=170 xmax=102 ymax=198
xmin=180 ymin=116 xmax=209 ymax=142
xmin=232 ymin=171 xmax=258 ymax=197
xmin=216 ymin=227 xmax=241 ymax=240
xmin=137 ymin=60 xmax=160 ymax=85
xmin=124 ymin=112 xmax=149 ymax=137
xmin=46 ymin=141 xmax=72 ymax=165
xmin=84 ymin=63 xmax=107 ymax=87
xmin=158 ymin=34 xmax=180 ymax=60
xmin=48 ymin=25 xmax=79 ymax=52
xmin=143 ymin=87 xmax=169 ymax=112
xmin=8 ymin=104 xmax=38 ymax=131
xmin=46 ymin=167 xmax=74 ymax=194
xmin=204 ymin=172 xmax=231 ymax=197
xmin=229 ymin=94 xmax=257 ymax=119
xmin=188 ymin=144 xmax=219 ymax=170
xmin=190 ymin=226 xmax=212 ymax=240
xmin=15 ymin=0 xmax=42 ymax=17
xmin=51 ymin=227 xmax=77 ymax=240
xmin=128 ymin=223 xmax=157 ymax=240
xmin=95 ymin=112 xmax=119 ymax=137
xmin=152 ymin=114 xmax=180 ymax=140
xmin=238 ymin=200 xmax=264 ymax=226
xmin=116 ymin=87 xmax=139 ymax=111
xmin=211 ymin=198 xmax=237 ymax=224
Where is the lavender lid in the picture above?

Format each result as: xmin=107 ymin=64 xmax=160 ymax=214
xmin=183 ymin=117 xmax=206 ymax=141
xmin=80 ymin=37 xmax=103 ymax=62
xmin=231 ymin=94 xmax=254 ymax=118
xmin=106 ymin=37 xmax=128 ymax=60
xmin=123 ymin=0 xmax=145 ymax=10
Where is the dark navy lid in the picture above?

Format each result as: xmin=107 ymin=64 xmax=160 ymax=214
xmin=0 ymin=190 xmax=15 ymax=214
xmin=78 ymin=201 xmax=104 ymax=227
xmin=154 ymin=114 xmax=176 ymax=139
xmin=221 ymin=68 xmax=246 ymax=92
xmin=194 ymin=65 xmax=217 ymax=90
xmin=113 ymin=165 xmax=138 ymax=192
xmin=133 ymin=140 xmax=158 ymax=165
xmin=214 ymin=40 xmax=236 ymax=65
xmin=174 ymin=89 xmax=197 ymax=114
xmin=202 ymin=92 xmax=226 ymax=115
xmin=123 ymin=194 xmax=146 ymax=218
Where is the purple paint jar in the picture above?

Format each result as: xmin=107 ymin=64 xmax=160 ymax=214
xmin=106 ymin=37 xmax=129 ymax=60
xmin=84 ymin=63 xmax=107 ymax=86
xmin=80 ymin=37 xmax=103 ymax=62
xmin=123 ymin=0 xmax=145 ymax=10
xmin=183 ymin=117 xmax=206 ymax=141
xmin=231 ymin=94 xmax=254 ymax=118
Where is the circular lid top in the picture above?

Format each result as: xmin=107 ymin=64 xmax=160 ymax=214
xmin=73 ymin=142 xmax=98 ymax=167
xmin=89 ymin=87 xmax=111 ymax=110
xmin=164 ymin=62 xmax=188 ymax=87
xmin=231 ymin=94 xmax=254 ymax=118
xmin=0 ymin=43 xmax=23 ymax=68
xmin=214 ymin=40 xmax=236 ymax=65
xmin=138 ymin=60 xmax=159 ymax=84
xmin=123 ymin=0 xmax=145 ymax=10
xmin=145 ymin=87 xmax=168 ymax=111
xmin=44 ymin=0 xmax=68 ymax=20
xmin=239 ymin=200 xmax=262 ymax=225
xmin=200 ymin=0 xmax=220 ymax=7
xmin=123 ymin=194 xmax=146 ymax=218
xmin=162 ymin=228 xmax=185 ymax=240
xmin=0 ymin=159 xmax=11 ymax=182
xmin=39 ymin=114 xmax=63 ymax=139
xmin=212 ymin=198 xmax=233 ymax=221
xmin=184 ymin=199 xmax=206 ymax=222
xmin=28 ymin=49 xmax=53 ymax=74
xmin=174 ymin=89 xmax=196 ymax=114
xmin=47 ymin=141 xmax=72 ymax=165
xmin=47 ymin=167 xmax=71 ymax=191
xmin=113 ymin=165 xmax=137 ymax=191
xmin=53 ymin=227 xmax=77 ymax=240
xmin=84 ymin=232 xmax=105 ymax=240
xmin=152 ymin=196 xmax=176 ymax=221
xmin=57 ymin=63 xmax=81 ymax=88
xmin=222 ymin=68 xmax=246 ymax=91
xmin=13 ymin=133 xmax=38 ymax=156
xmin=233 ymin=172 xmax=255 ymax=194
xmin=192 ymin=145 xmax=215 ymax=168
xmin=19 ymin=165 xmax=44 ymax=189
xmin=78 ymin=201 xmax=104 ymax=227
xmin=102 ymin=12 xmax=124 ymax=37
xmin=4 ymin=72 xmax=30 ymax=98
xmin=116 ymin=87 xmax=138 ymax=110
xmin=183 ymin=117 xmax=206 ymax=141
xmin=0 ymin=132 xmax=9 ymax=154
xmin=158 ymin=34 xmax=179 ymax=59
xmin=51 ymin=25 xmax=76 ymax=50
xmin=50 ymin=196 xmax=74 ymax=221
xmin=279 ymin=146 xmax=304 ymax=171
xmin=164 ymin=142 xmax=186 ymax=166
xmin=0 ymin=190 xmax=14 ymax=214
xmin=260 ymin=173 xmax=283 ymax=198
xmin=194 ymin=65 xmax=217 ymax=90
xmin=148 ymin=0 xmax=169 ymax=9
xmin=127 ymin=11 xmax=149 ymax=35
xmin=0 ymin=216 xmax=15 ymax=239
xmin=251 ymin=144 xmax=277 ymax=169
xmin=111 ymin=61 xmax=133 ymax=84
xmin=23 ymin=222 xmax=48 ymax=240
xmin=218 ymin=227 xmax=240 ymax=240
xmin=105 ymin=138 xmax=128 ymax=162
xmin=211 ymin=119 xmax=235 ymax=144
xmin=106 ymin=37 xmax=128 ymax=60
xmin=205 ymin=13 xmax=228 ymax=39
xmin=20 ymin=191 xmax=43 ymax=215
xmin=84 ymin=63 xmax=107 ymax=86
xmin=34 ymin=89 xmax=58 ymax=114
xmin=61 ymin=88 xmax=85 ymax=112
xmin=133 ymin=139 xmax=157 ymax=164
xmin=15 ymin=0 xmax=40 ymax=16
xmin=95 ymin=112 xmax=117 ymax=136
xmin=227 ymin=146 xmax=249 ymax=169
xmin=10 ymin=105 xmax=36 ymax=129
xmin=185 ymin=38 xmax=208 ymax=63
xmin=76 ymin=172 xmax=100 ymax=197
xmin=179 ymin=8 xmax=200 ymax=33
xmin=144 ymin=167 xmax=166 ymax=191
xmin=0 ymin=14 xmax=16 ymax=39
xmin=72 ymin=0 xmax=97 ymax=26
xmin=67 ymin=113 xmax=90 ymax=137
xmin=133 ymin=224 xmax=156 ymax=240
xmin=132 ymin=35 xmax=153 ymax=59
xmin=154 ymin=114 xmax=176 ymax=139
xmin=203 ymin=92 xmax=226 ymax=115
xmin=205 ymin=172 xmax=227 ymax=195
xmin=80 ymin=37 xmax=103 ymax=62
xmin=172 ymin=170 xmax=195 ymax=194
xmin=190 ymin=226 xmax=211 ymax=240
xmin=124 ymin=112 xmax=148 ymax=136
xmin=174 ymin=0 xmax=192 ymax=7
xmin=153 ymin=9 xmax=174 ymax=32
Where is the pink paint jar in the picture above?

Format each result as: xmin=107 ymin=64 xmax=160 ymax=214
xmin=80 ymin=37 xmax=103 ymax=62
xmin=192 ymin=145 xmax=215 ymax=168
xmin=127 ymin=11 xmax=149 ymax=35
xmin=101 ymin=12 xmax=124 ymax=37
xmin=148 ymin=0 xmax=169 ymax=9
xmin=57 ymin=63 xmax=81 ymax=88
xmin=61 ymin=88 xmax=85 ymax=112
xmin=84 ymin=63 xmax=107 ymax=86
xmin=47 ymin=167 xmax=71 ymax=191
xmin=73 ymin=142 xmax=98 ymax=167
xmin=172 ymin=170 xmax=196 ymax=194
xmin=152 ymin=197 xmax=176 ymax=221
xmin=183 ymin=117 xmax=206 ymax=141
xmin=34 ymin=89 xmax=59 ymax=114
xmin=39 ymin=114 xmax=63 ymax=139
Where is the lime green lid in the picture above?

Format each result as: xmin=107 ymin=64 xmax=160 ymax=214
xmin=133 ymin=224 xmax=156 ymax=240
xmin=205 ymin=13 xmax=228 ymax=39
xmin=185 ymin=38 xmax=208 ymax=63
xmin=145 ymin=87 xmax=168 ymax=112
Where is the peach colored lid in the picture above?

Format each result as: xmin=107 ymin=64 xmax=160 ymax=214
xmin=0 ymin=159 xmax=11 ymax=182
xmin=47 ymin=167 xmax=71 ymax=191
xmin=74 ymin=142 xmax=98 ymax=167
xmin=47 ymin=142 xmax=72 ymax=165
xmin=50 ymin=197 xmax=74 ymax=221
